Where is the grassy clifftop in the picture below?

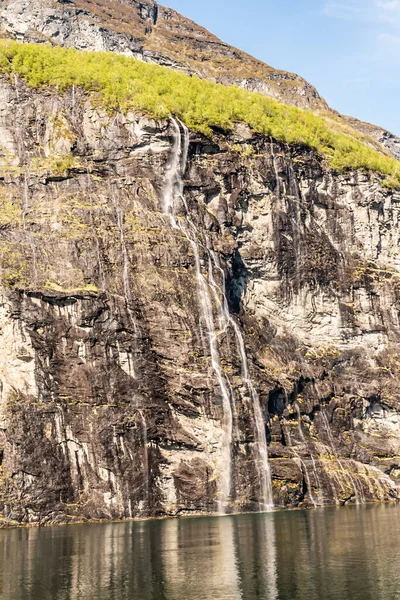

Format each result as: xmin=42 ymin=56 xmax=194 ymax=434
xmin=0 ymin=39 xmax=399 ymax=187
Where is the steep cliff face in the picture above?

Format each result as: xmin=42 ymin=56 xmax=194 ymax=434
xmin=0 ymin=76 xmax=399 ymax=526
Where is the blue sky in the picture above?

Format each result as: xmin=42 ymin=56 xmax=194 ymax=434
xmin=164 ymin=0 xmax=400 ymax=135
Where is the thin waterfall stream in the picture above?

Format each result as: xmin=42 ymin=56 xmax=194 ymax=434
xmin=208 ymin=250 xmax=273 ymax=510
xmin=161 ymin=118 xmax=274 ymax=512
xmin=162 ymin=119 xmax=233 ymax=513
xmin=319 ymin=409 xmax=360 ymax=502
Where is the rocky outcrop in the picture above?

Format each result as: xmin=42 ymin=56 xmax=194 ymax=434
xmin=0 ymin=0 xmax=149 ymax=56
xmin=344 ymin=114 xmax=400 ymax=161
xmin=0 ymin=76 xmax=399 ymax=526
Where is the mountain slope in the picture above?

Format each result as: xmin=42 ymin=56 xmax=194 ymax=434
xmin=0 ymin=39 xmax=399 ymax=187
xmin=2 ymin=0 xmax=399 ymax=159
xmin=2 ymin=0 xmax=400 ymax=162
xmin=0 ymin=0 xmax=330 ymax=110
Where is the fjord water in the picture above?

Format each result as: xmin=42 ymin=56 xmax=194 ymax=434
xmin=2 ymin=505 xmax=400 ymax=600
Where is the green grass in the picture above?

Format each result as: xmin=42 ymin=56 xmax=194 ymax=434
xmin=0 ymin=39 xmax=399 ymax=187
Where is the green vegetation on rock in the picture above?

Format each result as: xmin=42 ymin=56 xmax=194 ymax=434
xmin=0 ymin=39 xmax=399 ymax=186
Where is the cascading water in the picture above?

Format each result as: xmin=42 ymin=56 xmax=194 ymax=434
xmin=162 ymin=118 xmax=233 ymax=514
xmin=270 ymin=139 xmax=281 ymax=200
xmin=23 ymin=167 xmax=29 ymax=230
xmin=271 ymin=141 xmax=394 ymax=508
xmin=351 ymin=460 xmax=366 ymax=504
xmin=161 ymin=118 xmax=274 ymax=512
xmin=138 ymin=409 xmax=150 ymax=503
xmin=310 ymin=455 xmax=324 ymax=504
xmin=23 ymin=166 xmax=39 ymax=286
xmin=87 ymin=175 xmax=105 ymax=289
xmin=292 ymin=450 xmax=316 ymax=508
xmin=116 ymin=205 xmax=139 ymax=335
xmin=162 ymin=119 xmax=180 ymax=224
xmin=285 ymin=144 xmax=305 ymax=291
xmin=208 ymin=251 xmax=274 ymax=511
xmin=186 ymin=235 xmax=234 ymax=515
xmin=272 ymin=145 xmax=344 ymax=507
xmin=293 ymin=401 xmax=323 ymax=506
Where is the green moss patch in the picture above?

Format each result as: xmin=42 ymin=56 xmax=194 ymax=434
xmin=0 ymin=40 xmax=399 ymax=186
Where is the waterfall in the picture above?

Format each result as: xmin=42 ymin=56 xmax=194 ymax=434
xmin=285 ymin=144 xmax=305 ymax=291
xmin=88 ymin=176 xmax=105 ymax=289
xmin=138 ymin=409 xmax=150 ymax=503
xmin=23 ymin=167 xmax=29 ymax=230
xmin=116 ymin=205 xmax=138 ymax=334
xmin=310 ymin=455 xmax=324 ymax=504
xmin=161 ymin=117 xmax=274 ymax=512
xmin=351 ymin=460 xmax=366 ymax=504
xmin=22 ymin=166 xmax=40 ymax=288
xmin=187 ymin=234 xmax=234 ymax=514
xmin=270 ymin=138 xmax=281 ymax=200
xmin=208 ymin=251 xmax=273 ymax=510
xmin=294 ymin=402 xmax=324 ymax=506
xmin=272 ymin=146 xmax=341 ymax=508
xmin=162 ymin=118 xmax=233 ymax=513
xmin=161 ymin=118 xmax=188 ymax=227
xmin=31 ymin=243 xmax=38 ymax=287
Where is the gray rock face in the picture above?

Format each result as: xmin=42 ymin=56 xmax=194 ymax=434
xmin=344 ymin=115 xmax=400 ymax=161
xmin=229 ymin=76 xmax=323 ymax=108
xmin=376 ymin=130 xmax=400 ymax=162
xmin=1 ymin=0 xmax=145 ymax=55
xmin=0 ymin=78 xmax=399 ymax=526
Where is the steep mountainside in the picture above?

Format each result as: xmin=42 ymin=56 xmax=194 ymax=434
xmin=0 ymin=3 xmax=399 ymax=527
xmin=0 ymin=70 xmax=399 ymax=525
xmin=0 ymin=0 xmax=327 ymax=110
xmin=2 ymin=0 xmax=400 ymax=162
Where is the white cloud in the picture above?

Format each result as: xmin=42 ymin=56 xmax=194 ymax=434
xmin=324 ymin=0 xmax=400 ymax=23
xmin=323 ymin=0 xmax=381 ymax=21
xmin=377 ymin=32 xmax=400 ymax=48
xmin=324 ymin=0 xmax=400 ymax=56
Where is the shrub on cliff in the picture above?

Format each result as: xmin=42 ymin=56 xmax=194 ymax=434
xmin=0 ymin=39 xmax=399 ymax=187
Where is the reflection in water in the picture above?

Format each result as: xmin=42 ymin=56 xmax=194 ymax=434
xmin=1 ymin=505 xmax=400 ymax=599
xmin=162 ymin=516 xmax=243 ymax=599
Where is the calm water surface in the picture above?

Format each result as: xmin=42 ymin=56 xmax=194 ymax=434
xmin=1 ymin=505 xmax=400 ymax=599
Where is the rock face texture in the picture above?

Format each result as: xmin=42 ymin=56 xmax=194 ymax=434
xmin=0 ymin=75 xmax=399 ymax=526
